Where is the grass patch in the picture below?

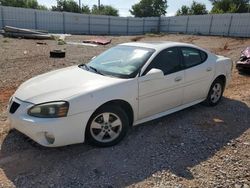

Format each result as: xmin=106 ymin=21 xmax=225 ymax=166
xmin=57 ymin=39 xmax=66 ymax=45
xmin=3 ymin=39 xmax=8 ymax=43
xmin=131 ymin=36 xmax=144 ymax=42
xmin=145 ymin=33 xmax=165 ymax=37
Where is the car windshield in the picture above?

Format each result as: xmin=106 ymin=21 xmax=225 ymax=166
xmin=84 ymin=45 xmax=155 ymax=78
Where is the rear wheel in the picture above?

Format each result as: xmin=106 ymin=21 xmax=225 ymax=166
xmin=86 ymin=105 xmax=129 ymax=147
xmin=205 ymin=79 xmax=224 ymax=106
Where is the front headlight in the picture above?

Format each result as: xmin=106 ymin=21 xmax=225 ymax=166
xmin=28 ymin=101 xmax=69 ymax=118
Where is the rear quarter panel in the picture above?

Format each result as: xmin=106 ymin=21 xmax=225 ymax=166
xmin=214 ymin=55 xmax=233 ymax=87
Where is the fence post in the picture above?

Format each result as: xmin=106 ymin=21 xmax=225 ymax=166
xmin=34 ymin=10 xmax=37 ymax=29
xmin=185 ymin=16 xmax=189 ymax=34
xmin=127 ymin=17 xmax=129 ymax=35
xmin=62 ymin=12 xmax=66 ymax=34
xmin=142 ymin=18 xmax=145 ymax=34
xmin=227 ymin=15 xmax=233 ymax=36
xmin=209 ymin=15 xmax=213 ymax=35
xmin=108 ymin=16 xmax=111 ymax=35
xmin=158 ymin=17 xmax=161 ymax=33
xmin=88 ymin=15 xmax=91 ymax=34
xmin=167 ymin=18 xmax=170 ymax=33
xmin=1 ymin=6 xmax=5 ymax=28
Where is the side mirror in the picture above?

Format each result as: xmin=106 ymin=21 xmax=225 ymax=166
xmin=140 ymin=68 xmax=164 ymax=81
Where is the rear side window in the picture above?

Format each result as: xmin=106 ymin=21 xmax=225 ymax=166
xmin=143 ymin=47 xmax=182 ymax=75
xmin=181 ymin=47 xmax=207 ymax=68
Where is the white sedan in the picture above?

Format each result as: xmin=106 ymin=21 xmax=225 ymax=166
xmin=8 ymin=42 xmax=232 ymax=147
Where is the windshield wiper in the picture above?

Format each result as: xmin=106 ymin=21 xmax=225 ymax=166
xmin=80 ymin=64 xmax=89 ymax=70
xmin=79 ymin=64 xmax=104 ymax=76
xmin=89 ymin=66 xmax=104 ymax=75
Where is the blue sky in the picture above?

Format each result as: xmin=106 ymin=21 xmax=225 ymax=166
xmin=37 ymin=0 xmax=213 ymax=17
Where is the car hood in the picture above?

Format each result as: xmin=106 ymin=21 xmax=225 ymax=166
xmin=14 ymin=66 xmax=125 ymax=104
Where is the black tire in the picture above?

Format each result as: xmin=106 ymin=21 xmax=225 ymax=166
xmin=50 ymin=50 xmax=65 ymax=58
xmin=204 ymin=78 xmax=225 ymax=106
xmin=86 ymin=105 xmax=129 ymax=147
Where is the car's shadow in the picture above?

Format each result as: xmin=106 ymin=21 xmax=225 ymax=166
xmin=0 ymin=97 xmax=249 ymax=187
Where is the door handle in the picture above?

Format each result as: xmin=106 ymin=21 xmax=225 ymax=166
xmin=206 ymin=67 xmax=212 ymax=72
xmin=175 ymin=76 xmax=182 ymax=82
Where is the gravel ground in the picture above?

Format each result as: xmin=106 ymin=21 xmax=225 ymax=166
xmin=0 ymin=34 xmax=249 ymax=188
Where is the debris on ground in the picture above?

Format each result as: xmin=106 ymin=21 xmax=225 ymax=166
xmin=36 ymin=42 xmax=47 ymax=45
xmin=51 ymin=34 xmax=71 ymax=45
xmin=82 ymin=37 xmax=111 ymax=45
xmin=3 ymin=26 xmax=52 ymax=40
xmin=131 ymin=36 xmax=145 ymax=42
xmin=67 ymin=41 xmax=98 ymax=47
xmin=236 ymin=46 xmax=250 ymax=73
xmin=50 ymin=49 xmax=66 ymax=58
xmin=57 ymin=39 xmax=66 ymax=45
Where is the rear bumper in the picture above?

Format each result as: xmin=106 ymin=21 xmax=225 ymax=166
xmin=7 ymin=97 xmax=93 ymax=147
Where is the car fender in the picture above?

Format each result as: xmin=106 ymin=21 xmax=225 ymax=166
xmin=67 ymin=79 xmax=138 ymax=122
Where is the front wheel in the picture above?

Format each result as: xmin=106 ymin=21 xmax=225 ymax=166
xmin=204 ymin=79 xmax=224 ymax=106
xmin=86 ymin=105 xmax=129 ymax=147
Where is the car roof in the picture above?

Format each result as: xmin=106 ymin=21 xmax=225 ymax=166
xmin=120 ymin=41 xmax=205 ymax=51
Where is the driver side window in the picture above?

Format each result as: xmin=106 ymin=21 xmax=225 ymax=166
xmin=142 ymin=47 xmax=182 ymax=76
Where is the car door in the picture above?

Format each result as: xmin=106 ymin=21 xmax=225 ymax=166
xmin=138 ymin=47 xmax=185 ymax=119
xmin=180 ymin=47 xmax=214 ymax=104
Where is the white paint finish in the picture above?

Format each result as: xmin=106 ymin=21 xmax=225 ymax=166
xmin=214 ymin=55 xmax=233 ymax=87
xmin=138 ymin=70 xmax=184 ymax=119
xmin=14 ymin=66 xmax=133 ymax=115
xmin=8 ymin=42 xmax=232 ymax=147
xmin=134 ymin=99 xmax=204 ymax=126
xmin=183 ymin=55 xmax=215 ymax=104
xmin=8 ymin=98 xmax=92 ymax=147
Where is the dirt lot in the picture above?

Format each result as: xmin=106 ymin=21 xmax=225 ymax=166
xmin=0 ymin=34 xmax=249 ymax=188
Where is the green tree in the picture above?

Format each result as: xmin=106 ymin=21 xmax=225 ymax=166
xmin=0 ymin=0 xmax=25 ymax=7
xmin=210 ymin=0 xmax=250 ymax=13
xmin=176 ymin=1 xmax=208 ymax=15
xmin=82 ymin=5 xmax=91 ymax=14
xmin=52 ymin=0 xmax=81 ymax=13
xmin=51 ymin=1 xmax=117 ymax=15
xmin=130 ymin=0 xmax=168 ymax=17
xmin=91 ymin=5 xmax=119 ymax=16
xmin=176 ymin=5 xmax=190 ymax=16
xmin=189 ymin=1 xmax=208 ymax=15
xmin=0 ymin=0 xmax=47 ymax=10
xmin=37 ymin=5 xmax=48 ymax=10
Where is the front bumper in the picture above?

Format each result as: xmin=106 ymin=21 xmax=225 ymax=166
xmin=7 ymin=97 xmax=93 ymax=147
xmin=236 ymin=61 xmax=250 ymax=71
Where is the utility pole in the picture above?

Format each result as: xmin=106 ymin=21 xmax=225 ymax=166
xmin=248 ymin=0 xmax=250 ymax=13
xmin=79 ymin=0 xmax=81 ymax=11
xmin=98 ymin=0 xmax=100 ymax=9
